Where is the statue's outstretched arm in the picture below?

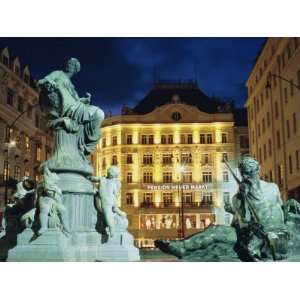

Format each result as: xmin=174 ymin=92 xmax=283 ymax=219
xmin=87 ymin=176 xmax=101 ymax=182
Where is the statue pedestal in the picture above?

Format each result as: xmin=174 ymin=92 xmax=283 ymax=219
xmin=96 ymin=230 xmax=140 ymax=262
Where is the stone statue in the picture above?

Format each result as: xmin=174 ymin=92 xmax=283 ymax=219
xmin=90 ymin=166 xmax=127 ymax=237
xmin=38 ymin=57 xmax=104 ymax=174
xmin=36 ymin=166 xmax=70 ymax=236
xmin=155 ymin=155 xmax=291 ymax=262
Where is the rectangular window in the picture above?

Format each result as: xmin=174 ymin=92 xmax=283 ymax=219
xmin=262 ymin=118 xmax=265 ymax=133
xmin=222 ymin=153 xmax=228 ymax=162
xmin=223 ymin=192 xmax=230 ymax=203
xmin=14 ymin=165 xmax=21 ymax=181
xmin=296 ymin=150 xmax=299 ymax=171
xmin=277 ymin=130 xmax=281 ymax=149
xmin=112 ymin=155 xmax=118 ymax=165
xmin=223 ymin=171 xmax=229 ymax=182
xmin=3 ymin=161 xmax=10 ymax=181
xmin=202 ymin=153 xmax=209 ymax=164
xmin=267 ymin=112 xmax=270 ymax=127
xmin=36 ymin=145 xmax=41 ymax=162
xmin=268 ymin=139 xmax=272 ymax=156
xmin=293 ymin=113 xmax=297 ymax=134
xmin=17 ymin=97 xmax=24 ymax=112
xmin=149 ymin=135 xmax=154 ymax=144
xmin=202 ymin=172 xmax=212 ymax=183
xmin=163 ymin=193 xmax=173 ymax=206
xmin=167 ymin=135 xmax=173 ymax=144
xmin=27 ymin=105 xmax=32 ymax=119
xmin=200 ymin=134 xmax=205 ymax=144
xmin=275 ymin=102 xmax=279 ymax=119
xmin=143 ymin=193 xmax=153 ymax=204
xmin=287 ymin=120 xmax=290 ymax=139
xmin=182 ymin=192 xmax=193 ymax=204
xmin=143 ymin=154 xmax=153 ymax=165
xmin=143 ymin=172 xmax=153 ymax=183
xmin=183 ymin=171 xmax=192 ymax=183
xmin=163 ymin=172 xmax=172 ymax=183
xmin=221 ymin=133 xmax=228 ymax=143
xmin=126 ymin=135 xmax=132 ymax=145
xmin=112 ymin=136 xmax=117 ymax=145
xmin=142 ymin=135 xmax=147 ymax=145
xmin=202 ymin=192 xmax=213 ymax=205
xmin=187 ymin=134 xmax=193 ymax=144
xmin=181 ymin=153 xmax=192 ymax=164
xmin=207 ymin=134 xmax=213 ymax=144
xmin=102 ymin=138 xmax=106 ymax=148
xmin=289 ymin=155 xmax=293 ymax=175
xmin=127 ymin=172 xmax=132 ymax=183
xmin=126 ymin=154 xmax=133 ymax=164
xmin=180 ymin=134 xmax=186 ymax=144
xmin=162 ymin=154 xmax=172 ymax=165
xmin=7 ymin=88 xmax=14 ymax=106
xmin=263 ymin=144 xmax=267 ymax=160
xmin=161 ymin=135 xmax=167 ymax=144
xmin=126 ymin=193 xmax=133 ymax=205
xmin=25 ymin=136 xmax=30 ymax=151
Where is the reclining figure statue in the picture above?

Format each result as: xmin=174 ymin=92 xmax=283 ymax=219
xmin=155 ymin=155 xmax=296 ymax=262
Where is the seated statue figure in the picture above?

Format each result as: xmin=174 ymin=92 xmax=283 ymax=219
xmin=155 ymin=155 xmax=289 ymax=262
xmin=89 ymin=166 xmax=127 ymax=237
xmin=38 ymin=58 xmax=105 ymax=163
xmin=36 ymin=166 xmax=70 ymax=236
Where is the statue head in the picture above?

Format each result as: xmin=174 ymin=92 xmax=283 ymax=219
xmin=238 ymin=155 xmax=260 ymax=181
xmin=65 ymin=57 xmax=81 ymax=75
xmin=107 ymin=166 xmax=120 ymax=179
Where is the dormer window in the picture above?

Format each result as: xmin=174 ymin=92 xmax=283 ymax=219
xmin=2 ymin=55 xmax=9 ymax=66
xmin=14 ymin=65 xmax=20 ymax=76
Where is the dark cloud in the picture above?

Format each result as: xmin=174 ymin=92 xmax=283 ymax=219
xmin=0 ymin=37 xmax=265 ymax=114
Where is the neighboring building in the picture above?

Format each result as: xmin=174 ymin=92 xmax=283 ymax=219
xmin=245 ymin=37 xmax=300 ymax=201
xmin=0 ymin=47 xmax=53 ymax=210
xmin=95 ymin=81 xmax=249 ymax=247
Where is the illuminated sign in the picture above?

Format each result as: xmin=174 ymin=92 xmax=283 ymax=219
xmin=144 ymin=183 xmax=208 ymax=191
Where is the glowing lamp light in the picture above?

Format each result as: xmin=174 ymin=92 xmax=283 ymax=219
xmin=176 ymin=165 xmax=185 ymax=173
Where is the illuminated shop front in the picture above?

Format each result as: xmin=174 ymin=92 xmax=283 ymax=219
xmin=94 ymin=81 xmax=249 ymax=247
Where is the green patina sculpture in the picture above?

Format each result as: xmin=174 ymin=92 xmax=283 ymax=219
xmin=156 ymin=155 xmax=298 ymax=262
xmin=90 ymin=166 xmax=127 ymax=237
xmin=38 ymin=57 xmax=104 ymax=174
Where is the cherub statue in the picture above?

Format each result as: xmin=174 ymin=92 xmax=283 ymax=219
xmin=89 ymin=166 xmax=126 ymax=237
xmin=37 ymin=166 xmax=70 ymax=236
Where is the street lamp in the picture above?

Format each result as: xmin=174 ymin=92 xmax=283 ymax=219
xmin=3 ymin=102 xmax=40 ymax=206
xmin=176 ymin=162 xmax=185 ymax=239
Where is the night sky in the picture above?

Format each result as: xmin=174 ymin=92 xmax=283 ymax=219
xmin=0 ymin=37 xmax=265 ymax=114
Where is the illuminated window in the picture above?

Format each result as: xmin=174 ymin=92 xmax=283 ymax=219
xmin=202 ymin=172 xmax=212 ymax=183
xmin=143 ymin=193 xmax=153 ymax=205
xmin=143 ymin=172 xmax=153 ymax=183
xmin=14 ymin=165 xmax=21 ymax=181
xmin=126 ymin=172 xmax=132 ymax=183
xmin=142 ymin=135 xmax=147 ymax=144
xmin=221 ymin=133 xmax=228 ymax=143
xmin=162 ymin=154 xmax=172 ymax=165
xmin=222 ymin=153 xmax=228 ymax=162
xmin=223 ymin=171 xmax=229 ymax=182
xmin=126 ymin=193 xmax=133 ymax=205
xmin=126 ymin=154 xmax=133 ymax=164
xmin=202 ymin=192 xmax=213 ymax=205
xmin=183 ymin=171 xmax=192 ymax=183
xmin=163 ymin=193 xmax=173 ymax=206
xmin=126 ymin=135 xmax=132 ymax=145
xmin=163 ymin=172 xmax=172 ymax=183
xmin=102 ymin=158 xmax=106 ymax=169
xmin=207 ymin=134 xmax=212 ymax=144
xmin=181 ymin=153 xmax=192 ymax=164
xmin=24 ymin=168 xmax=30 ymax=177
xmin=25 ymin=136 xmax=30 ymax=151
xmin=36 ymin=145 xmax=41 ymax=162
xmin=3 ymin=161 xmax=10 ymax=180
xmin=202 ymin=153 xmax=209 ymax=164
xmin=182 ymin=192 xmax=192 ymax=204
xmin=102 ymin=138 xmax=106 ymax=148
xmin=200 ymin=134 xmax=205 ymax=144
xmin=187 ymin=134 xmax=193 ymax=144
xmin=112 ymin=136 xmax=117 ymax=145
xmin=112 ymin=155 xmax=118 ymax=165
xmin=143 ymin=154 xmax=153 ymax=165
xmin=167 ymin=135 xmax=173 ymax=144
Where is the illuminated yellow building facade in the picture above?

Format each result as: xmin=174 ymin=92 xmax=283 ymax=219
xmin=246 ymin=37 xmax=300 ymax=201
xmin=95 ymin=82 xmax=249 ymax=247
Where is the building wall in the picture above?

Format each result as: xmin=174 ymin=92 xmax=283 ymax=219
xmin=246 ymin=37 xmax=300 ymax=201
xmin=0 ymin=47 xmax=53 ymax=210
xmin=95 ymin=102 xmax=248 ymax=247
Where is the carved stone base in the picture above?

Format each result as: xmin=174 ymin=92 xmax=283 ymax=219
xmin=96 ymin=230 xmax=140 ymax=262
